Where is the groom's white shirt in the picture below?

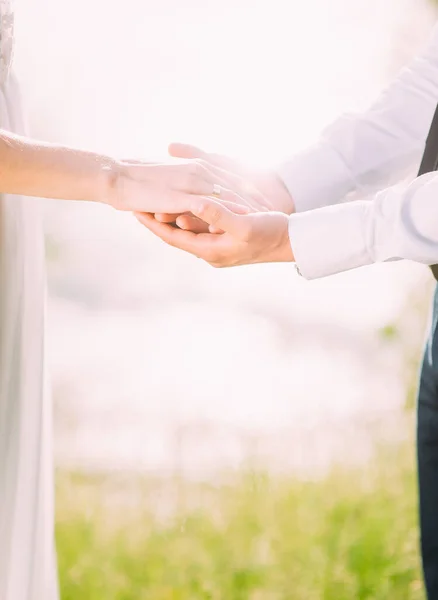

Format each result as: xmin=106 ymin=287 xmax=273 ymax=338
xmin=278 ymin=23 xmax=438 ymax=279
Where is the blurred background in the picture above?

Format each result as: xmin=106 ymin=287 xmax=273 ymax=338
xmin=12 ymin=0 xmax=438 ymax=597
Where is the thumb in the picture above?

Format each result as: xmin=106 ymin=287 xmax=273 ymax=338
xmin=208 ymin=202 xmax=249 ymax=233
xmin=168 ymin=142 xmax=205 ymax=160
xmin=191 ymin=198 xmax=248 ymax=237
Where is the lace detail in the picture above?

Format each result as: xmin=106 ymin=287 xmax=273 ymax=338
xmin=0 ymin=0 xmax=14 ymax=84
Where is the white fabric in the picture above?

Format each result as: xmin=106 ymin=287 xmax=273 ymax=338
xmin=278 ymin=22 xmax=438 ymax=279
xmin=0 ymin=1 xmax=58 ymax=598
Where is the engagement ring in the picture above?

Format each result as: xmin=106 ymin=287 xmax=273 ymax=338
xmin=212 ymin=183 xmax=221 ymax=197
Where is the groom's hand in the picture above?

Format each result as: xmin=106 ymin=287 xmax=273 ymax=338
xmin=154 ymin=143 xmax=295 ymax=232
xmin=136 ymin=196 xmax=294 ymax=267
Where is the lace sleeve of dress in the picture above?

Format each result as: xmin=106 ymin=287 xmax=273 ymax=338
xmin=0 ymin=0 xmax=14 ymax=84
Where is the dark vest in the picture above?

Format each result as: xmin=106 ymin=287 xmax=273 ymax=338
xmin=418 ymin=106 xmax=438 ymax=280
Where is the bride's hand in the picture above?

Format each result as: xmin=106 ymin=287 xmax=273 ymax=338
xmin=109 ymin=159 xmax=255 ymax=217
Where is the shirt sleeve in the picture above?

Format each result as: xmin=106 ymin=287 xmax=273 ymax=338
xmin=288 ymin=171 xmax=438 ymax=279
xmin=277 ymin=23 xmax=438 ymax=213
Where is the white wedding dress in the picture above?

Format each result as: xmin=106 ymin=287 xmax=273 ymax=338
xmin=0 ymin=1 xmax=58 ymax=598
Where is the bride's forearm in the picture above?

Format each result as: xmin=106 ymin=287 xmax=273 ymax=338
xmin=0 ymin=130 xmax=120 ymax=205
xmin=0 ymin=130 xmax=240 ymax=215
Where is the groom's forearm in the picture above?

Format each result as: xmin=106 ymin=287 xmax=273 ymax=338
xmin=0 ymin=130 xmax=120 ymax=204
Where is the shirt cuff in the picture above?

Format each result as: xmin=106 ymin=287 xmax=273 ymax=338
xmin=276 ymin=141 xmax=355 ymax=213
xmin=288 ymin=201 xmax=373 ymax=279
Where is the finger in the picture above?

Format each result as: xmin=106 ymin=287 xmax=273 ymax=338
xmin=120 ymin=158 xmax=155 ymax=165
xmin=192 ymin=198 xmax=249 ymax=237
xmin=178 ymin=197 xmax=250 ymax=233
xmin=176 ymin=215 xmax=214 ymax=233
xmin=157 ymin=194 xmax=249 ymax=226
xmin=154 ymin=212 xmax=209 ymax=231
xmin=124 ymin=179 xmax=222 ymax=214
xmin=168 ymin=143 xmax=205 ymax=160
xmin=203 ymin=152 xmax=245 ymax=174
xmin=135 ymin=212 xmax=224 ymax=258
xmin=169 ymin=143 xmax=239 ymax=175
xmin=212 ymin=193 xmax=251 ymax=215
xmin=168 ymin=144 xmax=267 ymax=212
xmin=168 ymin=145 xmax=259 ymax=203
xmin=199 ymin=164 xmax=265 ymax=212
xmin=155 ymin=212 xmax=179 ymax=223
xmin=220 ymin=171 xmax=266 ymax=209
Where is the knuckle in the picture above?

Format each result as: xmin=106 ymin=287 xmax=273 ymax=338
xmin=182 ymin=171 xmax=198 ymax=191
xmin=191 ymin=160 xmax=204 ymax=178
xmin=208 ymin=207 xmax=222 ymax=226
xmin=176 ymin=163 xmax=200 ymax=191
xmin=196 ymin=201 xmax=209 ymax=220
xmin=194 ymin=158 xmax=207 ymax=172
xmin=187 ymin=163 xmax=207 ymax=190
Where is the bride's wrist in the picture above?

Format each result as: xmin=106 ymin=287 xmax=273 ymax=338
xmin=98 ymin=158 xmax=127 ymax=209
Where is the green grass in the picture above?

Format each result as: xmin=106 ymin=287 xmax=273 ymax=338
xmin=56 ymin=438 xmax=425 ymax=600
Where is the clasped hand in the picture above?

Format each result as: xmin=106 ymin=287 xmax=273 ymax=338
xmin=118 ymin=144 xmax=295 ymax=267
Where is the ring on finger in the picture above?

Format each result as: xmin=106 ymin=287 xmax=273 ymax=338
xmin=212 ymin=183 xmax=222 ymax=197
